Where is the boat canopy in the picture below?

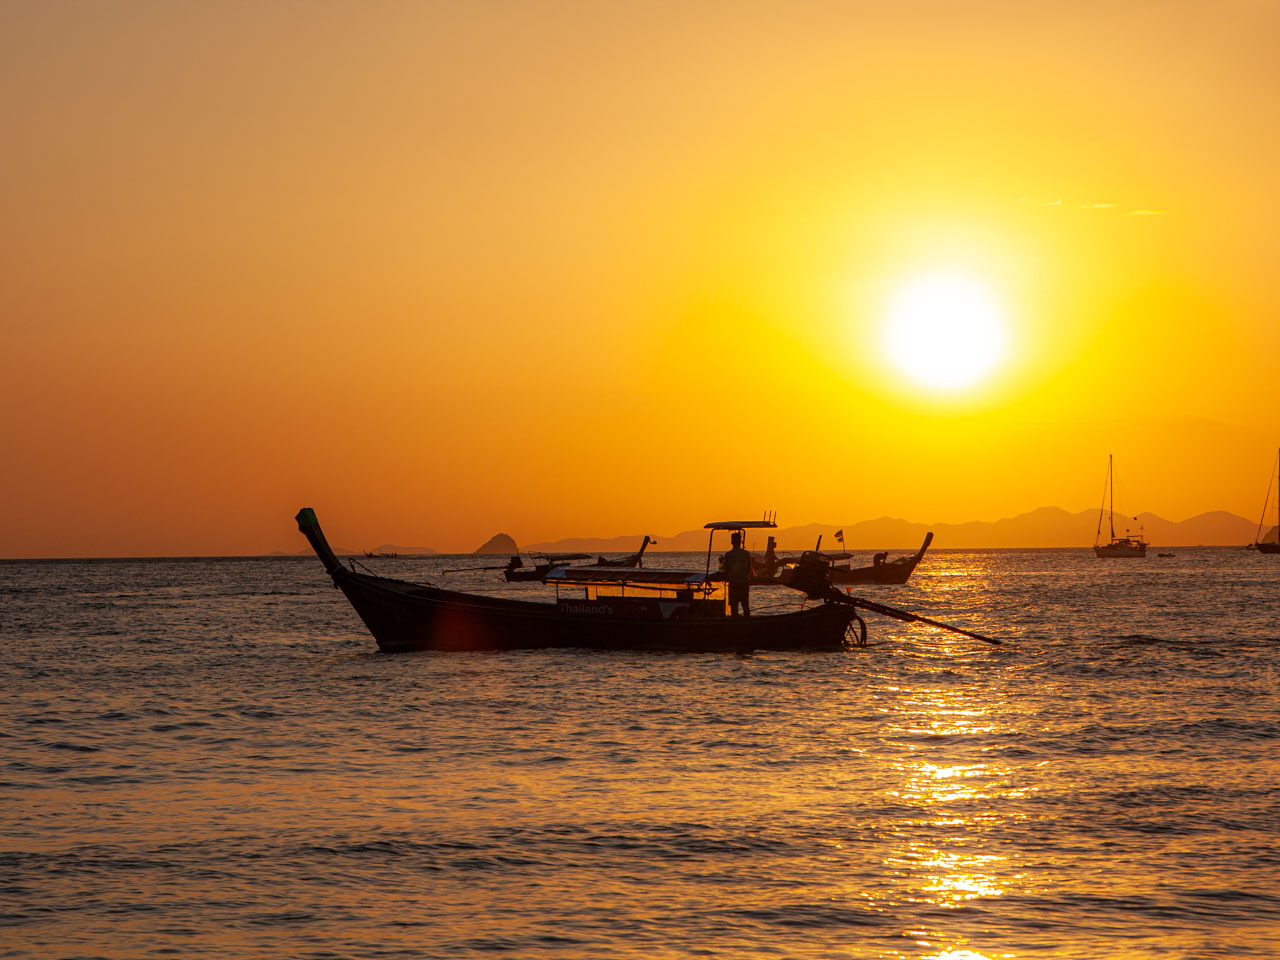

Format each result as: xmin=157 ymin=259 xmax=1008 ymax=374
xmin=703 ymin=519 xmax=777 ymax=530
xmin=545 ymin=566 xmax=707 ymax=587
xmin=532 ymin=552 xmax=593 ymax=561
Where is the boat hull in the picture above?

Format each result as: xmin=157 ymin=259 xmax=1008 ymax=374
xmin=827 ymin=553 xmax=923 ymax=585
xmin=1094 ymin=542 xmax=1148 ymax=558
xmin=334 ymin=571 xmax=857 ymax=653
xmin=1255 ymin=541 xmax=1280 ymax=554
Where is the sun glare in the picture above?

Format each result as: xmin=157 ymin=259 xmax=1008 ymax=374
xmin=881 ymin=272 xmax=1009 ymax=391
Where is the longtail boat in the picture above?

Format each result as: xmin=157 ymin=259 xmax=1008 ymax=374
xmin=296 ymin=509 xmax=995 ymax=652
xmin=505 ymin=552 xmax=592 ymax=581
xmin=767 ymin=532 xmax=932 ymax=587
xmin=595 ymin=535 xmax=655 ymax=568
xmin=442 ymin=551 xmax=593 ymax=582
xmin=827 ymin=532 xmax=933 ymax=585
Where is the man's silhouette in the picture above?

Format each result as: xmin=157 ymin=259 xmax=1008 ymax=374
xmin=722 ymin=531 xmax=752 ymax=616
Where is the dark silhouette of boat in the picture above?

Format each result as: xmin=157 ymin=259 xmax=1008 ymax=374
xmin=504 ymin=552 xmax=592 ymax=581
xmin=827 ymin=532 xmax=933 ymax=584
xmin=299 ymin=509 xmax=856 ymax=652
xmin=1094 ymin=455 xmax=1148 ymax=558
xmin=443 ymin=551 xmax=593 ymax=582
xmin=766 ymin=532 xmax=932 ymax=586
xmin=297 ymin=509 xmax=995 ymax=652
xmin=1252 ymin=447 xmax=1280 ymax=554
xmin=595 ymin=535 xmax=655 ymax=567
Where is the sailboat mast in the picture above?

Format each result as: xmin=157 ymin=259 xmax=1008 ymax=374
xmin=1109 ymin=454 xmax=1116 ymax=541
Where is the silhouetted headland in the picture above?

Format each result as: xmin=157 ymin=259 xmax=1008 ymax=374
xmin=473 ymin=533 xmax=519 ymax=555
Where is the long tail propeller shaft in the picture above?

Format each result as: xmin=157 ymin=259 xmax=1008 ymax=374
xmin=832 ymin=590 xmax=1000 ymax=645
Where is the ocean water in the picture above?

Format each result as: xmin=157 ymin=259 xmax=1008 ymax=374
xmin=2 ymin=548 xmax=1278 ymax=959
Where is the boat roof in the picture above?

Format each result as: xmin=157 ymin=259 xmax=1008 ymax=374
xmin=703 ymin=519 xmax=778 ymax=530
xmin=545 ymin=566 xmax=708 ymax=586
xmin=532 ymin=552 xmax=593 ymax=561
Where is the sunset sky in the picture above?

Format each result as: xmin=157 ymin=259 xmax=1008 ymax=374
xmin=3 ymin=1 xmax=1278 ymax=557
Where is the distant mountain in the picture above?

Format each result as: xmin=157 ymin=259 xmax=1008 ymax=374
xmin=1133 ymin=511 xmax=1257 ymax=548
xmin=474 ymin=532 xmax=518 ymax=555
xmin=527 ymin=506 xmax=1258 ymax=552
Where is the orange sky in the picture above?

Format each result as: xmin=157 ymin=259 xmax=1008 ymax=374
xmin=3 ymin=1 xmax=1278 ymax=557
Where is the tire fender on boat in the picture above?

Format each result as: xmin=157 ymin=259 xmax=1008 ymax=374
xmin=847 ymin=614 xmax=867 ymax=648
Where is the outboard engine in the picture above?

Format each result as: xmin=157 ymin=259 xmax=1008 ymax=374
xmin=787 ymin=550 xmax=835 ymax=600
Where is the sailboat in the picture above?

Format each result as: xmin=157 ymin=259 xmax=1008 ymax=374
xmin=1252 ymin=448 xmax=1280 ymax=553
xmin=1093 ymin=454 xmax=1148 ymax=558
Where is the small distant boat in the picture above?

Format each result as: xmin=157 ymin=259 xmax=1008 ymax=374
xmin=1094 ymin=454 xmax=1148 ymax=558
xmin=443 ymin=551 xmax=593 ymax=582
xmin=595 ymin=535 xmax=655 ymax=568
xmin=505 ymin=552 xmax=594 ymax=582
xmin=1157 ymin=553 xmax=1175 ymax=558
xmin=1252 ymin=447 xmax=1280 ymax=554
xmin=364 ymin=550 xmax=399 ymax=558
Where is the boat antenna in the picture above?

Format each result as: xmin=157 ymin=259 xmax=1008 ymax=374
xmin=1095 ymin=455 xmax=1114 ymax=547
xmin=1109 ymin=454 xmax=1116 ymax=542
xmin=1256 ymin=447 xmax=1280 ymax=544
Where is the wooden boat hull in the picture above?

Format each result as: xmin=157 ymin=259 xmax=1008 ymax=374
xmin=297 ymin=509 xmax=857 ymax=653
xmin=1254 ymin=541 xmax=1280 ymax=554
xmin=333 ymin=571 xmax=855 ymax=653
xmin=828 ymin=561 xmax=917 ymax=585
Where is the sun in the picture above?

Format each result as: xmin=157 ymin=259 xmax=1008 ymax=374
xmin=881 ymin=272 xmax=1009 ymax=391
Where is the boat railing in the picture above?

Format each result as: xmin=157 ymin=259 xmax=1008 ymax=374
xmin=545 ymin=565 xmax=722 ymax=602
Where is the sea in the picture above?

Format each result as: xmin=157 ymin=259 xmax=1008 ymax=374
xmin=2 ymin=548 xmax=1278 ymax=960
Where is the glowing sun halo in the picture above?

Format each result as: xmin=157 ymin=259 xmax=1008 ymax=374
xmin=881 ymin=272 xmax=1009 ymax=391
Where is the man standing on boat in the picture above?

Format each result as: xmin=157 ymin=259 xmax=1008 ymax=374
xmin=723 ymin=531 xmax=752 ymax=616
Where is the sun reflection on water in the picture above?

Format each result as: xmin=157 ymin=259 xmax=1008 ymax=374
xmin=889 ymin=934 xmax=1011 ymax=960
xmin=874 ymin=670 xmax=1031 ymax=957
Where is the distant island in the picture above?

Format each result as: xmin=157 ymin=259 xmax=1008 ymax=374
xmin=473 ymin=533 xmax=518 ymax=555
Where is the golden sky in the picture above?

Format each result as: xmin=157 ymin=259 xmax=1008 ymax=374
xmin=2 ymin=1 xmax=1278 ymax=556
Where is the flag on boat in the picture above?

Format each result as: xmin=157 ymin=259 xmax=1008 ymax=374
xmin=835 ymin=529 xmax=844 ymax=543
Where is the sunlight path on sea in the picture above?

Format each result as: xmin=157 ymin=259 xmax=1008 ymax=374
xmin=1 ymin=550 xmax=1279 ymax=958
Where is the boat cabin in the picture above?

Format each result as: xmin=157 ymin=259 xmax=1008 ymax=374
xmin=546 ymin=566 xmax=726 ymax=619
xmin=544 ymin=514 xmax=780 ymax=619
